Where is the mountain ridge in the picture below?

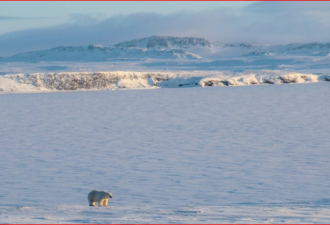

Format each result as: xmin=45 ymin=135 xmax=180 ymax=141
xmin=114 ymin=35 xmax=212 ymax=49
xmin=2 ymin=36 xmax=330 ymax=62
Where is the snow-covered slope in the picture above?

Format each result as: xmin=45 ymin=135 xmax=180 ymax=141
xmin=248 ymin=42 xmax=330 ymax=57
xmin=3 ymin=36 xmax=330 ymax=63
xmin=1 ymin=70 xmax=329 ymax=93
xmin=1 ymin=45 xmax=200 ymax=62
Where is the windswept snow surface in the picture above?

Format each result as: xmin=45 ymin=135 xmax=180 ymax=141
xmin=0 ymin=83 xmax=330 ymax=223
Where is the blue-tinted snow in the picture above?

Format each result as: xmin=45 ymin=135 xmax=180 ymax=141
xmin=0 ymin=82 xmax=330 ymax=223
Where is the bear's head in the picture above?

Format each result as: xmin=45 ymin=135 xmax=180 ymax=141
xmin=102 ymin=191 xmax=112 ymax=199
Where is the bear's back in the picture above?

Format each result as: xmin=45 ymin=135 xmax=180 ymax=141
xmin=88 ymin=190 xmax=100 ymax=201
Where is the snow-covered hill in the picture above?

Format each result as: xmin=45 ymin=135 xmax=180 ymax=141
xmin=3 ymin=36 xmax=330 ymax=63
xmin=114 ymin=36 xmax=265 ymax=58
xmin=1 ymin=44 xmax=200 ymax=62
xmin=268 ymin=42 xmax=330 ymax=56
xmin=242 ymin=42 xmax=330 ymax=57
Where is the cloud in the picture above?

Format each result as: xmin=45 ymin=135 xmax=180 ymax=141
xmin=69 ymin=14 xmax=100 ymax=25
xmin=0 ymin=16 xmax=50 ymax=20
xmin=245 ymin=1 xmax=330 ymax=13
xmin=1 ymin=2 xmax=330 ymax=56
xmin=0 ymin=16 xmax=24 ymax=20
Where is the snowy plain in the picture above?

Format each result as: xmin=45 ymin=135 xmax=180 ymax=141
xmin=1 ymin=36 xmax=330 ymax=223
xmin=1 ymin=82 xmax=330 ymax=223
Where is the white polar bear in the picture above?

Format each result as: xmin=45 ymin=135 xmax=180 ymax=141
xmin=88 ymin=190 xmax=112 ymax=207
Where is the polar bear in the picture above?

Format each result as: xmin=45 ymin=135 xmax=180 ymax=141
xmin=88 ymin=190 xmax=112 ymax=207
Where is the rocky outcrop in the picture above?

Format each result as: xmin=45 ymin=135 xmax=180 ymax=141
xmin=200 ymin=79 xmax=237 ymax=87
xmin=1 ymin=71 xmax=328 ymax=93
xmin=324 ymin=76 xmax=330 ymax=81
xmin=3 ymin=72 xmax=173 ymax=91
xmin=115 ymin=36 xmax=212 ymax=49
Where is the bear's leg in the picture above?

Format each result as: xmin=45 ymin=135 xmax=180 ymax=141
xmin=89 ymin=201 xmax=96 ymax=206
xmin=104 ymin=199 xmax=108 ymax=207
xmin=99 ymin=200 xmax=104 ymax=207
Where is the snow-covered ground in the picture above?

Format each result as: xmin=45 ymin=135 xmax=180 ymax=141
xmin=2 ymin=205 xmax=330 ymax=224
xmin=1 ymin=35 xmax=330 ymax=223
xmin=1 ymin=82 xmax=330 ymax=223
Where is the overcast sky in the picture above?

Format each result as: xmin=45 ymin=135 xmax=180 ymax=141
xmin=1 ymin=1 xmax=330 ymax=56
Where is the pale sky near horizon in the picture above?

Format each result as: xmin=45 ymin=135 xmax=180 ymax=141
xmin=0 ymin=1 xmax=253 ymax=35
